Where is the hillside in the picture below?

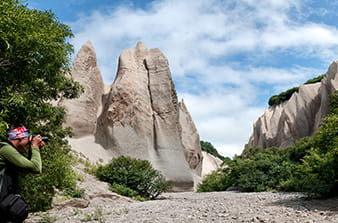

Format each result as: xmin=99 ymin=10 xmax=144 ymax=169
xmin=245 ymin=61 xmax=338 ymax=150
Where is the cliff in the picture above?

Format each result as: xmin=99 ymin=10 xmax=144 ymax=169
xmin=245 ymin=61 xmax=338 ymax=150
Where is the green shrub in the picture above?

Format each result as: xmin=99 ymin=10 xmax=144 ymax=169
xmin=95 ymin=156 xmax=171 ymax=199
xmin=304 ymin=74 xmax=325 ymax=84
xmin=197 ymin=169 xmax=231 ymax=192
xmin=64 ymin=187 xmax=85 ymax=198
xmin=110 ymin=183 xmax=138 ymax=198
xmin=18 ymin=140 xmax=78 ymax=211
xmin=268 ymin=87 xmax=299 ymax=106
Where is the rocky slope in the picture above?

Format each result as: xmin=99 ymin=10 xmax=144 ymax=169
xmin=245 ymin=61 xmax=338 ymax=150
xmin=62 ymin=41 xmax=218 ymax=191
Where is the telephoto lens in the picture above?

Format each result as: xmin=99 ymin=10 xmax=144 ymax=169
xmin=41 ymin=136 xmax=49 ymax=143
xmin=31 ymin=135 xmax=49 ymax=143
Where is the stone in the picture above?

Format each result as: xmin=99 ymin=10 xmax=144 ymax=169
xmin=245 ymin=61 xmax=338 ymax=150
xmin=54 ymin=198 xmax=90 ymax=209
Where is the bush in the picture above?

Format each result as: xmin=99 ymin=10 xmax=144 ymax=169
xmin=268 ymin=87 xmax=299 ymax=106
xmin=304 ymin=74 xmax=325 ymax=85
xmin=197 ymin=169 xmax=231 ymax=192
xmin=95 ymin=156 xmax=171 ymax=199
xmin=18 ymin=140 xmax=78 ymax=211
xmin=110 ymin=183 xmax=139 ymax=198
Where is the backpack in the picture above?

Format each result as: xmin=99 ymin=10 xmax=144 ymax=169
xmin=0 ymin=142 xmax=8 ymax=198
xmin=0 ymin=142 xmax=28 ymax=223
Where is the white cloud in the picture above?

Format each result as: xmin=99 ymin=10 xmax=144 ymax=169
xmin=69 ymin=0 xmax=338 ymax=157
xmin=71 ymin=0 xmax=338 ymax=79
xmin=180 ymin=90 xmax=265 ymax=157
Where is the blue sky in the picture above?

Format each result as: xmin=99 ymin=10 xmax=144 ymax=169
xmin=27 ymin=0 xmax=338 ymax=157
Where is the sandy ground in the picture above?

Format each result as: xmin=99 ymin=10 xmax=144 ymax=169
xmin=26 ymin=191 xmax=337 ymax=223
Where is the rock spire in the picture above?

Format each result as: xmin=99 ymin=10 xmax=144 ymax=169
xmin=63 ymin=41 xmax=210 ymax=191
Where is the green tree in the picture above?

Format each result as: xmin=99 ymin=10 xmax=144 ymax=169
xmin=0 ymin=0 xmax=82 ymax=211
xmin=200 ymin=140 xmax=226 ymax=160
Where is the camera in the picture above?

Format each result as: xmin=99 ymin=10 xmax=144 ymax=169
xmin=31 ymin=135 xmax=49 ymax=143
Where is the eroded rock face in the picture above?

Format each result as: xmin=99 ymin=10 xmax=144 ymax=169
xmin=245 ymin=61 xmax=338 ymax=150
xmin=179 ymin=100 xmax=203 ymax=176
xmin=201 ymin=151 xmax=223 ymax=177
xmin=95 ymin=42 xmax=197 ymax=191
xmin=61 ymin=41 xmax=105 ymax=137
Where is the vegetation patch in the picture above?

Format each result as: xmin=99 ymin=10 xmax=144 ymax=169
xmin=95 ymin=156 xmax=171 ymax=200
xmin=268 ymin=74 xmax=325 ymax=106
xmin=200 ymin=140 xmax=227 ymax=161
xmin=0 ymin=0 xmax=84 ymax=212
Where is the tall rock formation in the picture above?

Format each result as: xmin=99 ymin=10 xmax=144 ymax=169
xmin=61 ymin=41 xmax=219 ymax=190
xmin=60 ymin=41 xmax=105 ymax=137
xmin=90 ymin=42 xmax=200 ymax=191
xmin=245 ymin=61 xmax=338 ymax=150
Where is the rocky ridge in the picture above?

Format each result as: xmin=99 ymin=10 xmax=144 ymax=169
xmin=245 ymin=61 xmax=338 ymax=150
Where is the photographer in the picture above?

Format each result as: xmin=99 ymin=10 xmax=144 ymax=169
xmin=0 ymin=125 xmax=44 ymax=223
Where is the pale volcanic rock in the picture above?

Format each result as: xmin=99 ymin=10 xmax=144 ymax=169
xmin=179 ymin=99 xmax=203 ymax=176
xmin=245 ymin=61 xmax=338 ymax=150
xmin=62 ymin=41 xmax=216 ymax=191
xmin=61 ymin=41 xmax=105 ymax=137
xmin=95 ymin=42 xmax=195 ymax=191
xmin=201 ymin=151 xmax=223 ymax=177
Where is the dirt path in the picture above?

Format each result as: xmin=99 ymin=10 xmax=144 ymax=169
xmin=26 ymin=191 xmax=337 ymax=223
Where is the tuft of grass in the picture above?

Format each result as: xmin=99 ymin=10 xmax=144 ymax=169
xmin=37 ymin=212 xmax=57 ymax=223
xmin=81 ymin=207 xmax=105 ymax=223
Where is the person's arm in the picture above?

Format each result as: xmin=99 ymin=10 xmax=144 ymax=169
xmin=0 ymin=144 xmax=42 ymax=173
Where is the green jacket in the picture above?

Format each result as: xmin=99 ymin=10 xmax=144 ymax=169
xmin=0 ymin=142 xmax=42 ymax=174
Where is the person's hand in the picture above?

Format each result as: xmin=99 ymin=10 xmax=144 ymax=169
xmin=39 ymin=141 xmax=46 ymax=149
xmin=31 ymin=135 xmax=44 ymax=148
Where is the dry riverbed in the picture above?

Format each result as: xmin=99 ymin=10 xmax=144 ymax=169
xmin=26 ymin=191 xmax=337 ymax=223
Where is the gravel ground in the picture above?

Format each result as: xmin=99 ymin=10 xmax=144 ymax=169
xmin=26 ymin=191 xmax=337 ymax=223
